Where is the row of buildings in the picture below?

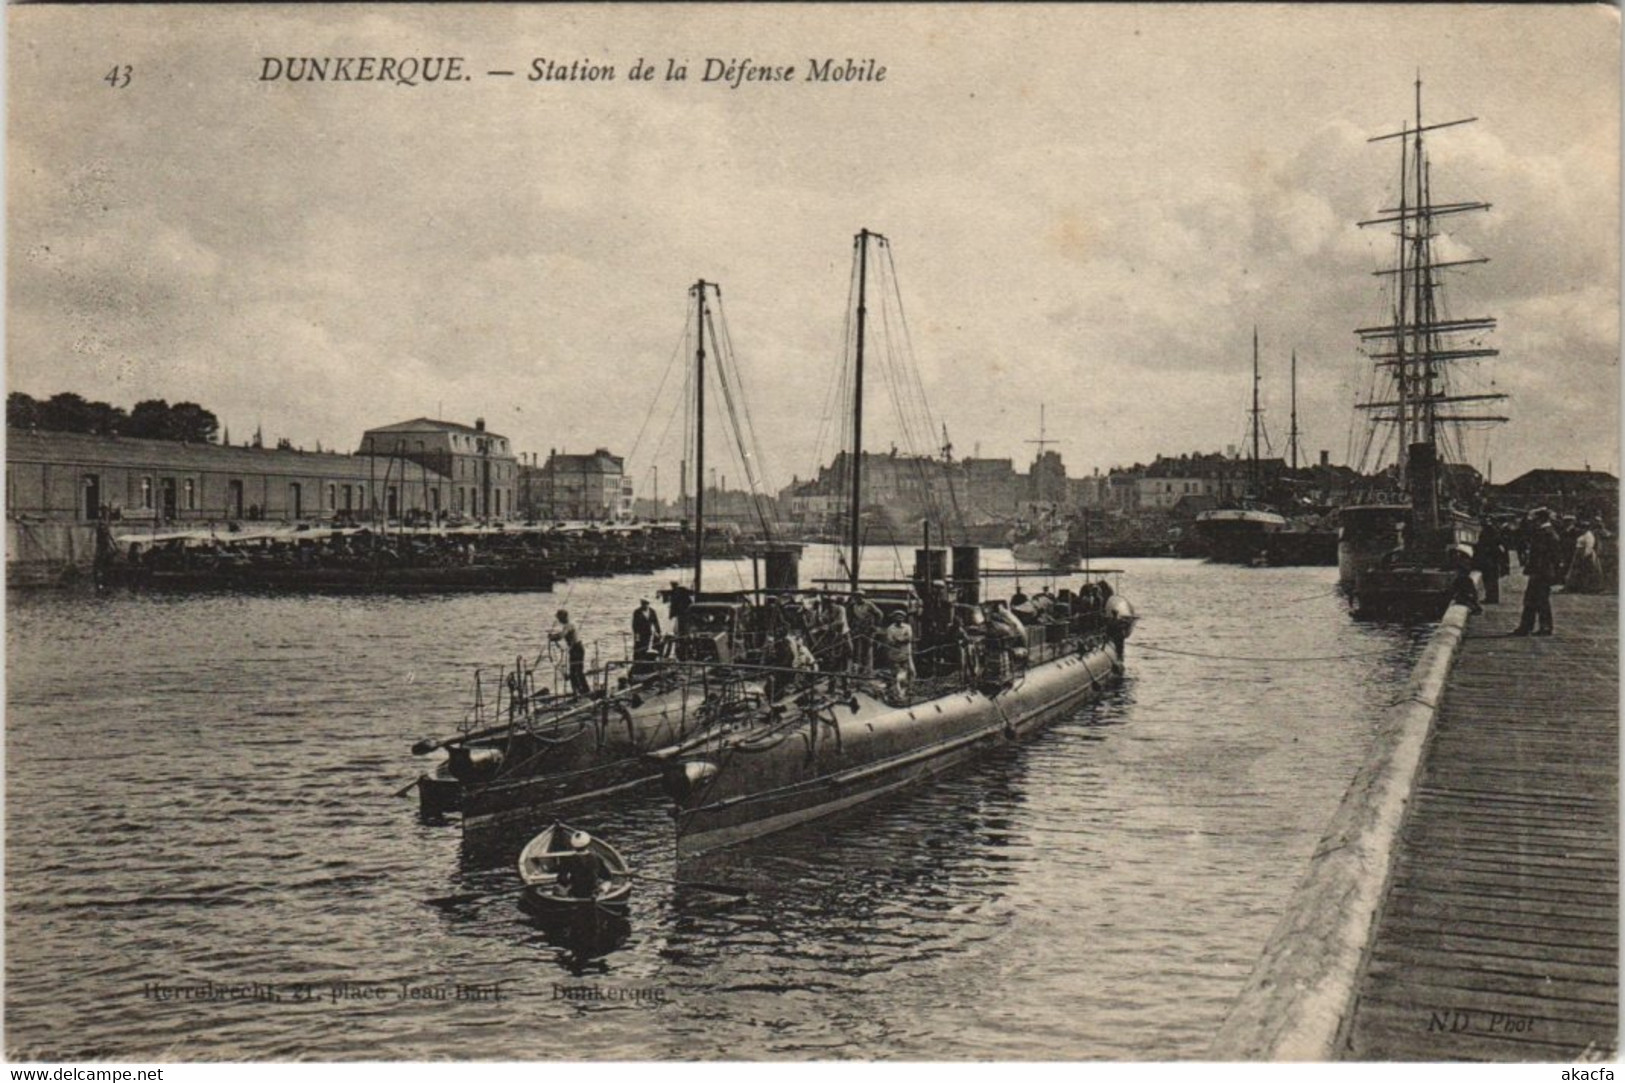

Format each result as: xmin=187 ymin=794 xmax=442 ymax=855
xmin=7 ymin=414 xmax=1612 ymax=533
xmin=6 ymin=417 xmax=636 ymax=526
xmin=775 ymin=446 xmax=1358 ymax=531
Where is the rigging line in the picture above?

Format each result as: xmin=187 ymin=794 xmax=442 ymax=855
xmin=711 ymin=309 xmax=775 ymax=541
xmin=884 ymin=241 xmax=949 ymax=477
xmin=1133 ymin=641 xmax=1406 ymax=663
xmin=714 ymin=300 xmax=779 ymax=540
xmin=625 ymin=304 xmax=694 ymax=471
xmin=644 ymin=384 xmax=689 ymax=503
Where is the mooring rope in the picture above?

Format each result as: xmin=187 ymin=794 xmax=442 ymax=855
xmin=1133 ymin=640 xmax=1405 ymax=663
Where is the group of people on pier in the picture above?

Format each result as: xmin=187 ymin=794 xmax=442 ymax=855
xmin=1455 ymin=506 xmax=1613 ymax=636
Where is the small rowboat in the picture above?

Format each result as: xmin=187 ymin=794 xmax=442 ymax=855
xmin=516 ymin=822 xmax=633 ymax=918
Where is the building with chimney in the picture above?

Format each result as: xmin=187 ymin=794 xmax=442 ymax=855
xmin=526 ymin=448 xmax=631 ymax=521
xmin=356 ymin=417 xmax=517 ymax=520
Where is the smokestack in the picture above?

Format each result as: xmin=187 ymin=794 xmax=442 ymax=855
xmin=475 ymin=418 xmax=486 ymax=432
xmin=1319 ymin=450 xmax=1330 ymax=467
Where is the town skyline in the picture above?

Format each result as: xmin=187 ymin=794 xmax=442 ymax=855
xmin=9 ymin=6 xmax=1618 ymax=504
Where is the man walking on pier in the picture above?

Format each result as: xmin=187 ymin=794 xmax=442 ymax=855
xmin=1512 ymin=508 xmax=1561 ymax=637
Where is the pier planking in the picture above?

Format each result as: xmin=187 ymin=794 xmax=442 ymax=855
xmin=1342 ymin=573 xmax=1619 ymax=1061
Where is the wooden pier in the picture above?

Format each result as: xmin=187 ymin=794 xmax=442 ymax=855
xmin=1341 ymin=575 xmax=1619 ymax=1060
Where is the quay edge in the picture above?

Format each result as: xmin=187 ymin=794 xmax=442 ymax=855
xmin=1207 ymin=595 xmax=1473 ymax=1061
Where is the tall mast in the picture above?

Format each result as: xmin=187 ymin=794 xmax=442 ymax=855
xmin=849 ymin=230 xmax=872 ymax=594
xmin=1288 ymin=348 xmax=1300 ymax=471
xmin=692 ymin=279 xmax=708 ymax=593
xmin=1250 ymin=326 xmax=1261 ymax=494
xmin=1356 ymin=78 xmax=1504 ymax=492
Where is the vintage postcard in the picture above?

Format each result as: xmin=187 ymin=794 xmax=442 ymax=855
xmin=5 ymin=2 xmax=1618 ymax=1068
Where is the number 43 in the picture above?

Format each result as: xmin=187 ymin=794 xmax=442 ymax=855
xmin=104 ymin=64 xmax=131 ymax=88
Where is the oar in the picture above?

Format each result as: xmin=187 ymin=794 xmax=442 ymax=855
xmin=392 ymin=777 xmax=422 ymax=798
xmin=426 ymin=873 xmax=749 ymax=906
xmin=627 ymin=872 xmax=750 ymax=899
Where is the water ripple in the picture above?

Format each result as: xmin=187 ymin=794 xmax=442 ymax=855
xmin=7 ymin=552 xmax=1423 ymax=1059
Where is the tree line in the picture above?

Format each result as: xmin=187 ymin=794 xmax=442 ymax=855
xmin=8 ymin=392 xmax=221 ymax=444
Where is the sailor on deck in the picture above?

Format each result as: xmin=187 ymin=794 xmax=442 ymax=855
xmin=884 ymin=610 xmax=915 ymax=700
xmin=549 ymin=609 xmax=591 ymax=696
xmin=849 ymin=592 xmax=883 ymax=672
xmin=632 ymin=599 xmax=662 ymax=654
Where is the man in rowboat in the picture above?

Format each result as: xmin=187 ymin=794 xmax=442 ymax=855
xmin=557 ymin=831 xmax=612 ymax=899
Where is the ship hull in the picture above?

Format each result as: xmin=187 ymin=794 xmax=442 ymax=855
xmin=1336 ymin=504 xmax=1410 ymax=588
xmin=1263 ymin=529 xmax=1339 ymax=567
xmin=420 ymin=684 xmax=711 ymax=825
xmin=1011 ymin=541 xmax=1077 ymax=568
xmin=1193 ymin=509 xmax=1288 ymax=564
xmin=1348 ymin=565 xmax=1457 ymax=620
xmin=669 ymin=643 xmax=1121 ymax=858
xmin=1347 ymin=513 xmax=1482 ymax=619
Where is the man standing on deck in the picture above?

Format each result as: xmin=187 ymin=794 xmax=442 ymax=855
xmin=632 ymin=599 xmax=662 ymax=655
xmin=549 ymin=609 xmax=592 ymax=695
xmin=1512 ymin=509 xmax=1561 ymax=637
xmin=849 ymin=592 xmax=883 ymax=672
xmin=883 ymin=611 xmax=915 ymax=701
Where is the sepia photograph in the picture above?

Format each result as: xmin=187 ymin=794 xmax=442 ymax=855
xmin=5 ymin=2 xmax=1619 ymax=1065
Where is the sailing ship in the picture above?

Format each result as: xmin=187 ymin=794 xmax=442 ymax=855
xmin=1261 ymin=350 xmax=1339 ymax=567
xmin=1343 ymin=81 xmax=1505 ymax=617
xmin=1193 ymin=329 xmax=1288 ymax=563
xmin=659 ymin=230 xmax=1136 ymax=858
xmin=412 ymin=280 xmax=789 ymax=823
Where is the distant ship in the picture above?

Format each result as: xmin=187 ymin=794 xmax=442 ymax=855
xmin=1194 ymin=328 xmax=1288 ymax=563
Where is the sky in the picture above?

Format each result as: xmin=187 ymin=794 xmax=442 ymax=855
xmin=7 ymin=4 xmax=1619 ymax=502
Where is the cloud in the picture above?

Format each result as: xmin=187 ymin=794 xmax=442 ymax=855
xmin=6 ymin=4 xmax=1617 ymax=487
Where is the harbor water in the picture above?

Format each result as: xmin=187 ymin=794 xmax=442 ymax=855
xmin=5 ymin=549 xmax=1427 ymax=1060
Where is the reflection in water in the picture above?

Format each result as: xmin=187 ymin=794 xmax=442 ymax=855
xmin=6 ymin=553 xmax=1425 ymax=1059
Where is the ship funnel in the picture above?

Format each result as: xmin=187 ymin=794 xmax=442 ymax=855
xmin=763 ymin=546 xmax=801 ymax=591
xmin=913 ymin=547 xmax=948 ymax=590
xmin=952 ymin=546 xmax=981 ymax=604
xmin=1407 ymin=442 xmax=1440 ymax=531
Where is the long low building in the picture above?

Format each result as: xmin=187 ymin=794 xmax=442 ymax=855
xmin=7 ymin=429 xmax=447 ymax=525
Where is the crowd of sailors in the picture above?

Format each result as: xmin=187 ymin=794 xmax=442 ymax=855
xmin=546 ymin=574 xmax=1129 ymax=710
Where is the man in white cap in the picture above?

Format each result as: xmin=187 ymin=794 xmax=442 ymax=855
xmin=884 ymin=610 xmax=915 ymax=700
xmin=557 ymin=830 xmax=610 ymax=899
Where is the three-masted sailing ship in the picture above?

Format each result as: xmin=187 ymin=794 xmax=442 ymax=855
xmin=1342 ymin=81 xmax=1506 ymax=617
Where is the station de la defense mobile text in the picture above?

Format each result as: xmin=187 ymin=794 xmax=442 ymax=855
xmin=257 ymin=55 xmax=887 ymax=89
